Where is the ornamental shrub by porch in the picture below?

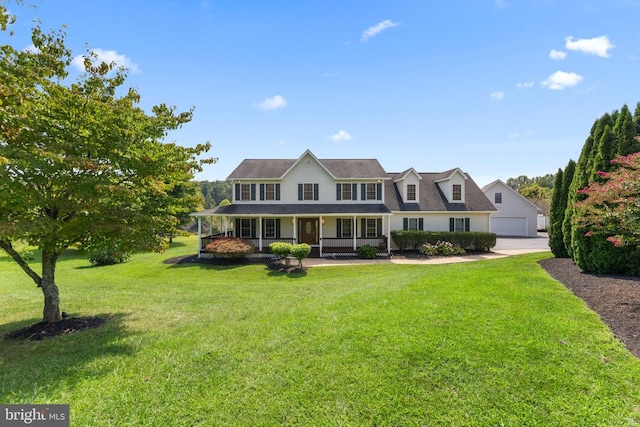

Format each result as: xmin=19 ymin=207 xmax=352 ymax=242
xmin=205 ymin=237 xmax=254 ymax=258
xmin=290 ymin=243 xmax=311 ymax=268
xmin=269 ymin=242 xmax=292 ymax=264
xmin=420 ymin=241 xmax=466 ymax=257
xmin=357 ymin=244 xmax=378 ymax=259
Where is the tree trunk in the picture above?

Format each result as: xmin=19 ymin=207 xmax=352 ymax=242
xmin=41 ymin=250 xmax=61 ymax=323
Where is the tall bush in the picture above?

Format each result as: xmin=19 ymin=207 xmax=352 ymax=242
xmin=290 ymin=243 xmax=311 ymax=268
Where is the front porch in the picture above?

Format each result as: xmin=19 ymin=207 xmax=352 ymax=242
xmin=199 ymin=234 xmax=390 ymax=258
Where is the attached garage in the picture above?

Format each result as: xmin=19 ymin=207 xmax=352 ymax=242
xmin=491 ymin=217 xmax=527 ymax=237
xmin=482 ymin=179 xmax=540 ymax=237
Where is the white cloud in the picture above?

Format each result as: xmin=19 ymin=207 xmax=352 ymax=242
xmin=490 ymin=91 xmax=505 ymax=101
xmin=23 ymin=44 xmax=39 ymax=54
xmin=329 ymin=129 xmax=353 ymax=142
xmin=565 ymin=36 xmax=615 ymax=58
xmin=253 ymin=95 xmax=287 ymax=111
xmin=549 ymin=49 xmax=567 ymax=60
xmin=516 ymin=80 xmax=535 ymax=88
xmin=361 ymin=20 xmax=399 ymax=42
xmin=72 ymin=48 xmax=140 ymax=73
xmin=541 ymin=70 xmax=583 ymax=90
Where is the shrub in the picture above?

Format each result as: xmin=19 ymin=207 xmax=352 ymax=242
xmin=88 ymin=247 xmax=131 ymax=266
xmin=420 ymin=241 xmax=466 ymax=257
xmin=391 ymin=230 xmax=496 ymax=252
xmin=269 ymin=242 xmax=292 ymax=264
xmin=205 ymin=237 xmax=254 ymax=258
xmin=290 ymin=243 xmax=311 ymax=268
xmin=357 ymin=244 xmax=378 ymax=259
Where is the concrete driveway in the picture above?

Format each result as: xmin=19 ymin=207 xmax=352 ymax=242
xmin=493 ymin=232 xmax=550 ymax=253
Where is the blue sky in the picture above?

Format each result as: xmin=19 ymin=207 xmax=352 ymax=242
xmin=5 ymin=0 xmax=640 ymax=187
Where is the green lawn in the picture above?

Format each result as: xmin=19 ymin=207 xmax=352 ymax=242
xmin=1 ymin=236 xmax=639 ymax=426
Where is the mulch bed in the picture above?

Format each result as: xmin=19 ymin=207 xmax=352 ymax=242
xmin=4 ymin=316 xmax=108 ymax=341
xmin=539 ymin=257 xmax=640 ymax=358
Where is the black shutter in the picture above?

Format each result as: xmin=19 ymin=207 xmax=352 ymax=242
xmin=235 ymin=219 xmax=240 ymax=237
xmin=361 ymin=219 xmax=366 ymax=237
xmin=251 ymin=219 xmax=257 ymax=238
xmin=403 ymin=218 xmax=408 ymax=231
xmin=235 ymin=183 xmax=240 ymax=201
xmin=275 ymin=184 xmax=281 ymax=200
xmin=314 ymin=183 xmax=319 ymax=201
xmin=260 ymin=184 xmax=265 ymax=201
xmin=336 ymin=184 xmax=342 ymax=201
xmin=464 ymin=218 xmax=470 ymax=232
xmin=298 ymin=184 xmax=303 ymax=200
xmin=261 ymin=218 xmax=265 ymax=238
xmin=419 ymin=218 xmax=424 ymax=231
xmin=376 ymin=183 xmax=382 ymax=200
xmin=361 ymin=183 xmax=366 ymax=200
xmin=276 ymin=219 xmax=281 ymax=238
xmin=376 ymin=218 xmax=382 ymax=237
xmin=449 ymin=218 xmax=455 ymax=232
xmin=250 ymin=184 xmax=256 ymax=201
xmin=352 ymin=183 xmax=358 ymax=200
xmin=336 ymin=219 xmax=342 ymax=238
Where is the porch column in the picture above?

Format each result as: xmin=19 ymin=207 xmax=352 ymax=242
xmin=387 ymin=215 xmax=392 ymax=254
xmin=353 ymin=215 xmax=357 ymax=250
xmin=293 ymin=216 xmax=297 ymax=244
xmin=258 ymin=216 xmax=263 ymax=252
xmin=197 ymin=216 xmax=202 ymax=259
xmin=319 ymin=216 xmax=324 ymax=257
xmin=224 ymin=217 xmax=229 ymax=237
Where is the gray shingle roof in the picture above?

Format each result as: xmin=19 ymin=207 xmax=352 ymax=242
xmin=227 ymin=158 xmax=387 ymax=180
xmin=194 ymin=204 xmax=392 ymax=217
xmin=384 ymin=172 xmax=496 ymax=212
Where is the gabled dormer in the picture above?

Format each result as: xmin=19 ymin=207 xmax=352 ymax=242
xmin=434 ymin=168 xmax=468 ymax=203
xmin=393 ymin=168 xmax=422 ymax=203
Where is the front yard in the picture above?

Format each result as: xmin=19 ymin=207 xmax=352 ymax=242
xmin=1 ymin=236 xmax=639 ymax=425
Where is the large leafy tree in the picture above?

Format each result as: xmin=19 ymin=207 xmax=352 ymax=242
xmin=0 ymin=6 xmax=213 ymax=322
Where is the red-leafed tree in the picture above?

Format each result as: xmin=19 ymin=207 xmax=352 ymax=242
xmin=571 ymin=153 xmax=640 ymax=274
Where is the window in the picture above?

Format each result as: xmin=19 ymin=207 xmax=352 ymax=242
xmin=239 ymin=219 xmax=253 ymax=238
xmin=361 ymin=182 xmax=382 ymax=200
xmin=342 ymin=184 xmax=352 ymax=200
xmin=265 ymin=184 xmax=276 ymax=201
xmin=299 ymin=183 xmax=319 ymax=201
xmin=449 ymin=217 xmax=470 ymax=232
xmin=407 ymin=184 xmax=416 ymax=201
xmin=452 ymin=184 xmax=462 ymax=201
xmin=494 ymin=192 xmax=502 ymax=204
xmin=263 ymin=218 xmax=278 ymax=238
xmin=337 ymin=183 xmax=357 ymax=200
xmin=365 ymin=218 xmax=378 ymax=237
xmin=236 ymin=183 xmax=256 ymax=201
xmin=367 ymin=183 xmax=377 ymax=200
xmin=337 ymin=218 xmax=353 ymax=238
xmin=403 ymin=217 xmax=424 ymax=231
xmin=241 ymin=184 xmax=251 ymax=201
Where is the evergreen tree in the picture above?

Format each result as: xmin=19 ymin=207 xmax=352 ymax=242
xmin=549 ymin=160 xmax=575 ymax=258
xmin=593 ymin=125 xmax=616 ymax=176
xmin=613 ymin=104 xmax=638 ymax=156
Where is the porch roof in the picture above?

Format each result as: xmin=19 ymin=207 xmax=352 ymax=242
xmin=192 ymin=203 xmax=393 ymax=217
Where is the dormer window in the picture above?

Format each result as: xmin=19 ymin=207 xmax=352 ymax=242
xmin=407 ymin=184 xmax=416 ymax=201
xmin=452 ymin=184 xmax=462 ymax=201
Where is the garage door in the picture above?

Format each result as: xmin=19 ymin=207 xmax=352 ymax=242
xmin=491 ymin=217 xmax=527 ymax=237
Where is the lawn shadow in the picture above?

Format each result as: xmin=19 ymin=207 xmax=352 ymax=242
xmin=0 ymin=313 xmax=138 ymax=401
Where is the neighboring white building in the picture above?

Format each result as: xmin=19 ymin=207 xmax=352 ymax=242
xmin=193 ymin=150 xmax=497 ymax=256
xmin=482 ymin=179 xmax=540 ymax=237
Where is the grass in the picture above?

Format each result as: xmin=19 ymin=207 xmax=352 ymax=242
xmin=1 ymin=236 xmax=639 ymax=426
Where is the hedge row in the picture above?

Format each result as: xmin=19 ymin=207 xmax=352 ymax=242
xmin=390 ymin=230 xmax=496 ymax=252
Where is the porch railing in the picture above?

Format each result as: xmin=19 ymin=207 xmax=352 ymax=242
xmin=200 ymin=235 xmax=387 ymax=255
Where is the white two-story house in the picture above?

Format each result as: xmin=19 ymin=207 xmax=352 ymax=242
xmin=192 ymin=149 xmax=496 ymax=257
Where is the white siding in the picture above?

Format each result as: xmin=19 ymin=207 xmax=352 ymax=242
xmin=484 ymin=181 xmax=538 ymax=236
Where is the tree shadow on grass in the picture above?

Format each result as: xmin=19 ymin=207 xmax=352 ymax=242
xmin=165 ymin=254 xmax=309 ymax=277
xmin=0 ymin=313 xmax=137 ymax=402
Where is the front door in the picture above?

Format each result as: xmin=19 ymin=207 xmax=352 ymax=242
xmin=298 ymin=218 xmax=319 ymax=245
